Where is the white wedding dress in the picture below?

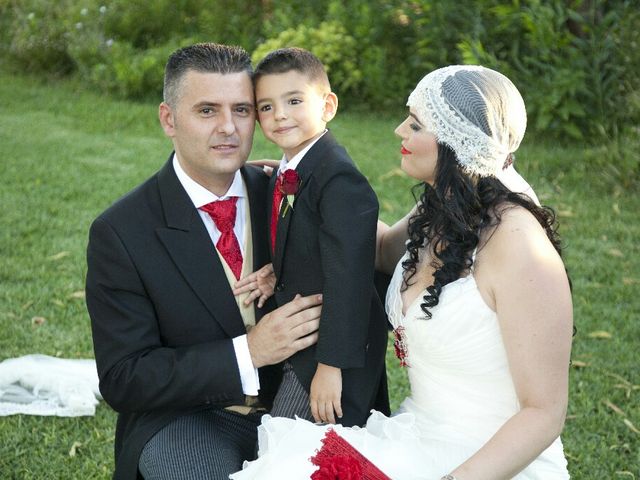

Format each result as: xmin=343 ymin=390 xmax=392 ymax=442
xmin=231 ymin=253 xmax=570 ymax=479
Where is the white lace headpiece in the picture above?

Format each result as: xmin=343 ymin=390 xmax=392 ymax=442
xmin=407 ymin=65 xmax=527 ymax=177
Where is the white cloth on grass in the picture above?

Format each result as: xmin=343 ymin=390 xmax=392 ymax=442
xmin=0 ymin=354 xmax=101 ymax=417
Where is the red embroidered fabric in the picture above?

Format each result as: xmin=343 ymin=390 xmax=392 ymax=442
xmin=393 ymin=326 xmax=409 ymax=367
xmin=310 ymin=428 xmax=391 ymax=480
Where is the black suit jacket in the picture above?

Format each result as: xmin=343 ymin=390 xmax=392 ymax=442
xmin=270 ymin=131 xmax=390 ymax=426
xmin=86 ymin=156 xmax=279 ymax=479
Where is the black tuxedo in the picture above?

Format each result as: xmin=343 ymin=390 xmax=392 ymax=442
xmin=86 ymin=156 xmax=279 ymax=479
xmin=270 ymin=131 xmax=390 ymax=426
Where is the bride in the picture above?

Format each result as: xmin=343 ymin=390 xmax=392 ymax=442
xmin=232 ymin=65 xmax=573 ymax=479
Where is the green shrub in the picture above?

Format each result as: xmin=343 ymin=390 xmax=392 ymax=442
xmin=194 ymin=0 xmax=265 ymax=50
xmin=65 ymin=2 xmax=112 ymax=79
xmin=1 ymin=0 xmax=637 ymax=144
xmin=252 ymin=22 xmax=363 ymax=104
xmin=90 ymin=37 xmax=196 ymax=100
xmin=461 ymin=3 xmax=588 ymax=139
xmin=101 ymin=0 xmax=190 ymax=49
xmin=324 ymin=0 xmax=418 ymax=108
xmin=0 ymin=2 xmax=12 ymax=62
xmin=409 ymin=0 xmax=481 ymax=72
xmin=256 ymin=0 xmax=419 ymax=109
xmin=260 ymin=2 xmax=330 ymax=39
xmin=4 ymin=0 xmax=76 ymax=75
xmin=584 ymin=1 xmax=640 ymax=139
xmin=455 ymin=0 xmax=639 ymax=142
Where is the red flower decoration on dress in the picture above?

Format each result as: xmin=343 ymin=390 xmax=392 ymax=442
xmin=393 ymin=326 xmax=409 ymax=367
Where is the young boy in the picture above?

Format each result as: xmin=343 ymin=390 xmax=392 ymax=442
xmin=238 ymin=48 xmax=389 ymax=427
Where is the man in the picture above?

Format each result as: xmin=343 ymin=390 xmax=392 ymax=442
xmin=86 ymin=43 xmax=322 ymax=480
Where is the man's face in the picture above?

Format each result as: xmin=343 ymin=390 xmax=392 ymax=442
xmin=160 ymin=70 xmax=255 ymax=194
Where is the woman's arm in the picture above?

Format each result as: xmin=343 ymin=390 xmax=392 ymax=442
xmin=449 ymin=207 xmax=573 ymax=480
xmin=375 ymin=205 xmax=417 ymax=274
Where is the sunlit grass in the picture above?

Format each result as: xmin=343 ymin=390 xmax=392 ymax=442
xmin=1 ymin=73 xmax=638 ymax=478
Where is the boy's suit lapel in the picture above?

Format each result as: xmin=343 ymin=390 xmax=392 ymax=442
xmin=268 ymin=173 xmax=283 ymax=277
xmin=273 ymin=192 xmax=294 ymax=279
xmin=272 ymin=131 xmax=338 ymax=280
xmin=271 ymin=172 xmax=297 ymax=280
xmin=155 ymin=158 xmax=247 ymax=338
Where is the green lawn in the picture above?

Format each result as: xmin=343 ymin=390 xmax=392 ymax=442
xmin=1 ymin=73 xmax=638 ymax=479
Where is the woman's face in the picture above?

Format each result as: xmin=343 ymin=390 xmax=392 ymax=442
xmin=395 ymin=110 xmax=439 ymax=185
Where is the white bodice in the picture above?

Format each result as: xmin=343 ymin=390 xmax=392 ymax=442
xmin=384 ymin=254 xmax=569 ymax=478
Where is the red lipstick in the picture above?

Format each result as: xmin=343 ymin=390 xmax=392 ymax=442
xmin=401 ymin=146 xmax=412 ymax=155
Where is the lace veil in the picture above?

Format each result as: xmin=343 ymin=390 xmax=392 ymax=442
xmin=407 ymin=65 xmax=527 ymax=178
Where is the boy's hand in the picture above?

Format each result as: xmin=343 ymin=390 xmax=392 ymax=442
xmin=247 ymin=159 xmax=280 ymax=177
xmin=233 ymin=263 xmax=276 ymax=308
xmin=310 ymin=363 xmax=343 ymax=424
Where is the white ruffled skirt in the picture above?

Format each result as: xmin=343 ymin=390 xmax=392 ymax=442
xmin=230 ymin=400 xmax=569 ymax=480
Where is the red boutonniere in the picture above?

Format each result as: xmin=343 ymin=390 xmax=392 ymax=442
xmin=393 ymin=326 xmax=408 ymax=367
xmin=277 ymin=169 xmax=301 ymax=217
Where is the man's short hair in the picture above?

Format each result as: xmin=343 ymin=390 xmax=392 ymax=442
xmin=163 ymin=43 xmax=253 ymax=106
xmin=253 ymin=47 xmax=330 ymax=91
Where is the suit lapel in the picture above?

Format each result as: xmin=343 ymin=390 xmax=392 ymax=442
xmin=273 ymin=131 xmax=340 ymax=279
xmin=154 ymin=157 xmax=246 ymax=339
xmin=273 ymin=198 xmax=292 ymax=280
xmin=242 ymin=165 xmax=270 ymax=274
xmin=267 ymin=172 xmax=278 ymax=256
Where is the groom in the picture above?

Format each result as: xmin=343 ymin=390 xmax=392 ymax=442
xmin=86 ymin=43 xmax=322 ymax=479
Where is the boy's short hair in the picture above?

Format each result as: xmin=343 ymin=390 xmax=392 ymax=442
xmin=164 ymin=43 xmax=253 ymax=107
xmin=254 ymin=47 xmax=331 ymax=91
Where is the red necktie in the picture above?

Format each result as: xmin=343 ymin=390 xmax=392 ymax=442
xmin=200 ymin=197 xmax=243 ymax=280
xmin=270 ymin=175 xmax=284 ymax=255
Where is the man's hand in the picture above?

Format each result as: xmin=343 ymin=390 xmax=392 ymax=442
xmin=310 ymin=363 xmax=343 ymax=424
xmin=247 ymin=294 xmax=322 ymax=368
xmin=233 ymin=263 xmax=275 ymax=308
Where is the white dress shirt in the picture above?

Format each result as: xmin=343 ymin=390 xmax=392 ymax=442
xmin=276 ymin=129 xmax=328 ymax=174
xmin=173 ymin=154 xmax=259 ymax=395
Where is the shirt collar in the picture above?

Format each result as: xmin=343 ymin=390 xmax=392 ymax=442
xmin=172 ymin=154 xmax=245 ymax=208
xmin=278 ymin=129 xmax=328 ymax=174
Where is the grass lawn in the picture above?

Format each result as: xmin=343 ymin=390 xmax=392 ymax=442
xmin=1 ymin=72 xmax=638 ymax=479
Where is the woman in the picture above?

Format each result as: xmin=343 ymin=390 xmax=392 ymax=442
xmin=232 ymin=65 xmax=573 ymax=479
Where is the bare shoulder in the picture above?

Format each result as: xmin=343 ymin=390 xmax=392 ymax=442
xmin=482 ymin=205 xmax=558 ymax=266
xmin=472 ymin=207 xmax=573 ymax=382
xmin=475 ymin=204 xmax=567 ymax=301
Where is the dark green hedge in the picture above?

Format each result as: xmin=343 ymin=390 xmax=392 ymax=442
xmin=2 ymin=0 xmax=638 ymax=143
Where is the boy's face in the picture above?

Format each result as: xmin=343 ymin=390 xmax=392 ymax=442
xmin=255 ymin=70 xmax=336 ymax=160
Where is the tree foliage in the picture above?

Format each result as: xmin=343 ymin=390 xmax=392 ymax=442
xmin=2 ymin=0 xmax=638 ymax=142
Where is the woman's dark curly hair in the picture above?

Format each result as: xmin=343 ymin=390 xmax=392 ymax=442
xmin=402 ymin=143 xmax=565 ymax=319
